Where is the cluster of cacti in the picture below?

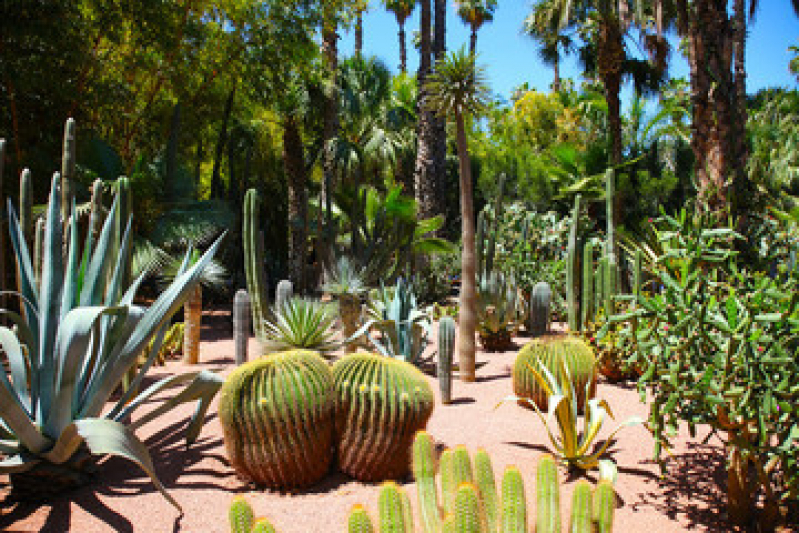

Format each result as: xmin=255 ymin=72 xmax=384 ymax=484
xmin=512 ymin=335 xmax=597 ymax=412
xmin=332 ymin=352 xmax=435 ymax=481
xmin=347 ymin=431 xmax=616 ymax=532
xmin=229 ymin=497 xmax=277 ymax=533
xmin=437 ymin=316 xmax=456 ymax=404
xmin=218 ymin=349 xmax=336 ymax=489
xmin=243 ymin=188 xmax=270 ymax=340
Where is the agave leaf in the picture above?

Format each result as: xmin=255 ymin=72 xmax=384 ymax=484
xmin=0 ymin=309 xmax=35 ymax=353
xmin=61 ymin=203 xmax=81 ymax=319
xmin=0 ymin=370 xmax=50 ymax=454
xmin=72 ymin=418 xmax=182 ymax=511
xmin=104 ymin=218 xmax=133 ymax=306
xmin=6 ymin=200 xmax=40 ymax=337
xmin=122 ymin=370 xmax=224 ymax=445
xmin=109 ymin=323 xmax=169 ymax=412
xmin=0 ymin=326 xmax=31 ymax=409
xmin=574 ymin=416 xmax=643 ymax=468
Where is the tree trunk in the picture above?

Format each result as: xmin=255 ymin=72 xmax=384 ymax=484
xmin=413 ymin=0 xmax=435 ymax=221
xmin=355 ymin=12 xmax=363 ymax=57
xmin=597 ymin=18 xmax=624 ymax=166
xmin=321 ymin=18 xmax=340 ymax=225
xmin=283 ymin=117 xmax=307 ymax=291
xmin=398 ymin=21 xmax=407 ymax=73
xmin=470 ymin=26 xmax=478 ymax=56
xmin=455 ymin=112 xmax=477 ymax=382
xmin=183 ymin=284 xmax=202 ymax=364
xmin=430 ymin=0 xmax=448 ymax=220
xmin=552 ymin=57 xmax=561 ymax=92
xmin=211 ymin=85 xmax=236 ymax=200
xmin=732 ymin=0 xmax=750 ymax=217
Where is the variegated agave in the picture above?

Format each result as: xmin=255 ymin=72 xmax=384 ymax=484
xmin=0 ymin=176 xmax=224 ymax=511
xmin=261 ymin=297 xmax=340 ymax=357
xmin=358 ymin=278 xmax=431 ymax=365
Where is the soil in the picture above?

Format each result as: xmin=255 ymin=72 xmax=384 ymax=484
xmin=0 ymin=310 xmax=776 ymax=532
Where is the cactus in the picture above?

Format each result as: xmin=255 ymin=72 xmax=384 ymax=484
xmin=438 ymin=316 xmax=456 ymax=404
xmin=115 ymin=176 xmax=132 ymax=287
xmin=355 ymin=432 xmax=612 ymax=533
xmin=333 ymin=352 xmax=434 ymax=481
xmin=604 ymin=169 xmax=618 ymax=313
xmin=632 ymin=249 xmax=642 ymax=299
xmin=230 ymin=496 xmax=255 ymax=533
xmin=218 ymin=349 xmax=335 ymax=489
xmin=512 ymin=336 xmax=597 ymax=412
xmin=581 ymin=242 xmax=595 ymax=327
xmin=0 ymin=139 xmax=4 ymax=309
xmin=20 ymin=168 xmax=33 ymax=246
xmin=441 ymin=447 xmax=474 ymax=513
xmin=349 ymin=504 xmax=377 ymax=533
xmin=593 ymin=480 xmax=616 ymax=533
xmin=61 ymin=118 xmax=76 ymax=223
xmin=595 ymin=256 xmax=606 ymax=316
xmin=243 ymin=188 xmax=269 ymax=340
xmin=89 ymin=179 xmax=104 ymax=238
xmin=570 ymin=481 xmax=594 ymax=533
xmin=535 ymin=454 xmax=560 ymax=533
xmin=251 ymin=519 xmax=277 ymax=533
xmin=275 ymin=279 xmax=293 ymax=312
xmin=34 ymin=217 xmax=45 ymax=285
xmin=566 ymin=194 xmax=582 ymax=332
xmin=233 ymin=289 xmax=251 ymax=365
xmin=529 ymin=281 xmax=551 ymax=338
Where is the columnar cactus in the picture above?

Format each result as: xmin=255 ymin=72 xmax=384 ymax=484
xmin=60 ymin=118 xmax=76 ymax=223
xmin=349 ymin=432 xmax=613 ymax=532
xmin=89 ymin=178 xmax=104 ymax=238
xmin=219 ymin=349 xmax=335 ymax=489
xmin=581 ymin=242 xmax=595 ymax=327
xmin=275 ymin=279 xmax=293 ymax=312
xmin=438 ymin=316 xmax=456 ymax=404
xmin=529 ymin=281 xmax=551 ymax=338
xmin=20 ymin=168 xmax=33 ymax=246
xmin=593 ymin=480 xmax=616 ymax=533
xmin=243 ymin=188 xmax=269 ymax=339
xmin=566 ymin=194 xmax=582 ymax=332
xmin=332 ymin=352 xmax=434 ymax=481
xmin=233 ymin=289 xmax=251 ymax=365
xmin=512 ymin=336 xmax=597 ymax=411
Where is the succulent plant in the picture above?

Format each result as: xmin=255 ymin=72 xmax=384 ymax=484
xmin=437 ymin=316 xmax=456 ymax=404
xmin=0 ymin=173 xmax=224 ymax=510
xmin=229 ymin=497 xmax=278 ymax=533
xmin=323 ymin=256 xmax=368 ymax=352
xmin=348 ymin=431 xmax=616 ymax=532
xmin=243 ymin=188 xmax=270 ymax=340
xmin=332 ymin=352 xmax=434 ymax=481
xmin=529 ymin=281 xmax=552 ymax=338
xmin=233 ymin=289 xmax=251 ymax=364
xmin=476 ymin=271 xmax=520 ymax=351
xmin=566 ymin=194 xmax=582 ymax=332
xmin=512 ymin=335 xmax=597 ymax=412
xmin=261 ymin=297 xmax=340 ymax=357
xmin=219 ymin=349 xmax=335 ymax=489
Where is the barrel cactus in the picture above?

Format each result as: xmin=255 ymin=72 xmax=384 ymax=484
xmin=333 ymin=352 xmax=434 ymax=481
xmin=512 ymin=336 xmax=596 ymax=412
xmin=219 ymin=350 xmax=335 ymax=489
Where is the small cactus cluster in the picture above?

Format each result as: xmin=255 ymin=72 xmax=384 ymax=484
xmin=229 ymin=497 xmax=277 ymax=533
xmin=347 ymin=431 xmax=616 ymax=532
xmin=512 ymin=336 xmax=597 ymax=412
xmin=219 ymin=350 xmax=434 ymax=488
xmin=333 ymin=353 xmax=435 ymax=481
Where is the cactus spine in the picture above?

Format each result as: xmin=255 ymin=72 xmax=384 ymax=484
xmin=529 ymin=281 xmax=551 ymax=338
xmin=218 ymin=349 xmax=335 ymax=489
xmin=535 ymin=454 xmax=561 ymax=533
xmin=581 ymin=242 xmax=595 ymax=327
xmin=275 ymin=279 xmax=293 ymax=312
xmin=512 ymin=336 xmax=597 ymax=411
xmin=566 ymin=194 xmax=582 ymax=332
xmin=243 ymin=188 xmax=269 ymax=340
xmin=438 ymin=316 xmax=456 ymax=404
xmin=333 ymin=353 xmax=434 ymax=481
xmin=233 ymin=289 xmax=251 ymax=364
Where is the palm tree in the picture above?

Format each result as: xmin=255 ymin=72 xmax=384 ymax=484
xmin=425 ymin=47 xmax=491 ymax=382
xmin=353 ymin=0 xmax=369 ymax=57
xmin=413 ymin=0 xmax=435 ymax=218
xmin=454 ymin=0 xmax=498 ymax=55
xmin=523 ymin=0 xmax=573 ymax=91
xmin=382 ymin=0 xmax=416 ymax=73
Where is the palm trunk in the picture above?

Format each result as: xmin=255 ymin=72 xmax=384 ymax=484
xmin=470 ymin=26 xmax=477 ymax=56
xmin=283 ymin=117 xmax=307 ymax=291
xmin=430 ymin=0 xmax=448 ymax=220
xmin=455 ymin=112 xmax=477 ymax=382
xmin=322 ymin=18 xmax=340 ymax=225
xmin=413 ymin=0 xmax=435 ymax=221
xmin=552 ymin=57 xmax=561 ymax=92
xmin=183 ymin=284 xmax=202 ymax=364
xmin=732 ymin=0 xmax=750 ymax=217
xmin=398 ymin=21 xmax=407 ymax=73
xmin=355 ymin=12 xmax=363 ymax=57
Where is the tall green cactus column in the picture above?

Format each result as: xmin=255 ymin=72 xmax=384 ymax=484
xmin=60 ymin=118 xmax=76 ymax=225
xmin=604 ymin=170 xmax=618 ymax=312
xmin=243 ymin=188 xmax=269 ymax=340
xmin=581 ymin=242 xmax=595 ymax=327
xmin=438 ymin=317 xmax=456 ymax=404
xmin=567 ymin=195 xmax=582 ymax=332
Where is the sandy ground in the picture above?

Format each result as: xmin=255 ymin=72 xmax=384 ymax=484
xmin=0 ymin=310 xmax=775 ymax=532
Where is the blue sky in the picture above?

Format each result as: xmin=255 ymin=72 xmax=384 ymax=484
xmin=341 ymin=1 xmax=799 ymax=106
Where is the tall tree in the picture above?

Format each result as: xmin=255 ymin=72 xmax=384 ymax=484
xmin=425 ymin=47 xmax=491 ymax=382
xmin=413 ymin=0 xmax=435 ymax=212
xmin=429 ymin=0 xmax=449 ymax=221
xmin=353 ymin=0 xmax=369 ymax=57
xmin=454 ymin=0 xmax=498 ymax=55
xmin=382 ymin=0 xmax=416 ymax=73
xmin=523 ymin=0 xmax=574 ymax=91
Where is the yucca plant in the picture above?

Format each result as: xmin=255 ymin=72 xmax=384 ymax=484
xmin=261 ymin=297 xmax=340 ymax=357
xmin=357 ymin=278 xmax=431 ymax=365
xmin=500 ymin=357 xmax=641 ymax=473
xmin=0 ymin=176 xmax=224 ymax=510
xmin=476 ymin=271 xmax=521 ymax=351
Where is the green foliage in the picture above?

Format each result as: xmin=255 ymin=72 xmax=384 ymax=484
xmin=425 ymin=47 xmax=492 ymax=119
xmin=605 ymin=210 xmax=799 ymax=527
xmin=332 ymin=353 xmax=434 ymax=481
xmin=218 ymin=349 xmax=335 ymax=490
xmin=261 ymin=297 xmax=340 ymax=357
xmin=412 ymin=252 xmax=460 ymax=305
xmin=0 ymin=176 xmax=223 ymax=510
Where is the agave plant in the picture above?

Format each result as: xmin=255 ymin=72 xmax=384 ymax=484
xmin=322 ymin=256 xmax=368 ymax=352
xmin=476 ymin=272 xmax=521 ymax=351
xmin=0 ymin=176 xmax=224 ymax=510
xmin=500 ymin=357 xmax=641 ymax=473
xmin=262 ymin=297 xmax=340 ymax=357
xmin=358 ymin=278 xmax=431 ymax=364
